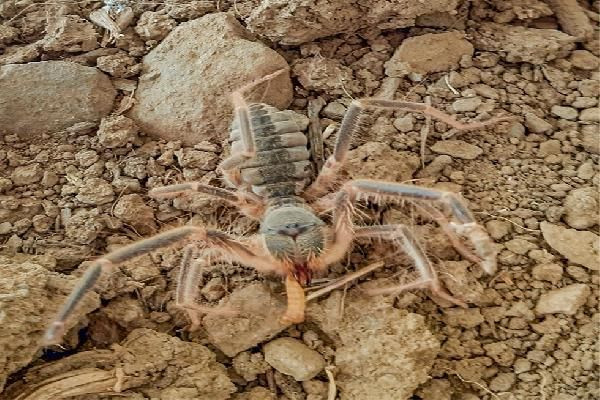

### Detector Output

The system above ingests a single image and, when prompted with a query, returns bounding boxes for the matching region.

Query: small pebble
[452,96,482,112]
[532,263,563,284]
[430,140,483,160]
[525,113,553,134]
[264,337,325,381]
[551,106,578,121]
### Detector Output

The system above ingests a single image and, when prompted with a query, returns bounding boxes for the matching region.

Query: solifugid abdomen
[229,103,312,198]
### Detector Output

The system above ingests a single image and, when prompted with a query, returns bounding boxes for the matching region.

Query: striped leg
[305,98,510,199]
[43,226,262,345]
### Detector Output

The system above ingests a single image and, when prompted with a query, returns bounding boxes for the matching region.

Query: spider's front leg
[42,226,268,345]
[341,179,497,274]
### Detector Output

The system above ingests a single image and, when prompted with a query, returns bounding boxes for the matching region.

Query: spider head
[260,206,326,281]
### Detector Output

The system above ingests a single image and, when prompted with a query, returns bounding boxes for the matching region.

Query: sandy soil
[0,1,598,399]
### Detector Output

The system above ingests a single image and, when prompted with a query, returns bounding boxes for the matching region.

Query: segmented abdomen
[229,103,311,198]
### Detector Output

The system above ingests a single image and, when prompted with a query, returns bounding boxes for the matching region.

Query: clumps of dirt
[3,328,235,399]
[0,255,99,392]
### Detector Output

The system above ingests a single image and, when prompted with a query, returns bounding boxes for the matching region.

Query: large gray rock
[0,61,116,138]
[129,13,293,145]
[245,0,459,45]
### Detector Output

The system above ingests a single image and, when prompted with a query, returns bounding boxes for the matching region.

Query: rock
[129,13,292,145]
[430,140,483,160]
[0,177,12,193]
[579,107,600,122]
[551,105,578,120]
[10,163,43,185]
[485,219,512,240]
[264,338,325,381]
[76,178,115,205]
[293,57,359,94]
[96,51,141,78]
[113,194,156,235]
[578,79,599,97]
[415,379,452,400]
[234,387,277,400]
[134,11,176,41]
[385,31,473,78]
[97,115,139,148]
[393,115,414,133]
[452,97,482,112]
[0,61,116,138]
[0,255,100,392]
[65,209,105,244]
[203,283,288,357]
[489,373,516,392]
[524,113,553,133]
[505,238,537,255]
[570,50,600,70]
[538,139,561,156]
[322,101,347,120]
[541,222,599,270]
[175,148,219,171]
[532,263,563,284]
[416,155,452,178]
[563,187,598,229]
[245,0,458,45]
[41,15,98,53]
[0,24,19,46]
[571,97,598,109]
[535,284,591,315]
[309,292,439,400]
[582,126,600,154]
[473,22,576,64]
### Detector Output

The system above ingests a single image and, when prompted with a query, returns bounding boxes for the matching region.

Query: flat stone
[203,283,288,357]
[570,50,600,70]
[11,164,43,186]
[536,284,591,315]
[551,105,578,120]
[452,97,482,112]
[430,140,483,160]
[385,31,473,78]
[129,13,292,145]
[541,222,599,270]
[0,61,116,138]
[264,338,325,381]
[524,113,553,133]
[579,107,600,122]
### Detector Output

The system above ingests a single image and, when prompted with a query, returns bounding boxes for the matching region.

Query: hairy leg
[304,98,510,199]
[43,227,267,345]
[149,182,265,219]
[354,224,466,306]
[340,179,497,274]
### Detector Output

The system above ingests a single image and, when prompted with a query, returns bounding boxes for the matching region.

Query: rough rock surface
[385,31,473,78]
[536,284,591,315]
[3,328,235,399]
[430,140,483,160]
[129,13,293,145]
[473,22,576,64]
[541,222,599,270]
[0,255,100,392]
[563,187,598,229]
[245,0,459,45]
[0,61,116,138]
[203,283,288,357]
[309,292,439,400]
[264,337,325,381]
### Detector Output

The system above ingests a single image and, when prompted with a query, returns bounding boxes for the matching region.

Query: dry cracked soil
[0,1,599,400]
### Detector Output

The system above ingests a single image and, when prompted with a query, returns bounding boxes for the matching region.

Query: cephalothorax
[44,69,507,344]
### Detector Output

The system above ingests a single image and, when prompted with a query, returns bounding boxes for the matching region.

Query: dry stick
[305,261,385,302]
[307,96,327,172]
[325,366,337,400]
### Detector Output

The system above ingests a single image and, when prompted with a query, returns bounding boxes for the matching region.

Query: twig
[325,366,337,400]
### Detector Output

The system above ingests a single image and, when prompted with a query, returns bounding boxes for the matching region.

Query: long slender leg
[43,226,267,345]
[219,68,289,184]
[149,182,265,219]
[304,98,511,199]
[341,179,497,274]
[354,225,466,306]
[176,245,236,330]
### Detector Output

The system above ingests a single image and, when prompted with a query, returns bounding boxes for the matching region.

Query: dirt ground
[0,1,599,399]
